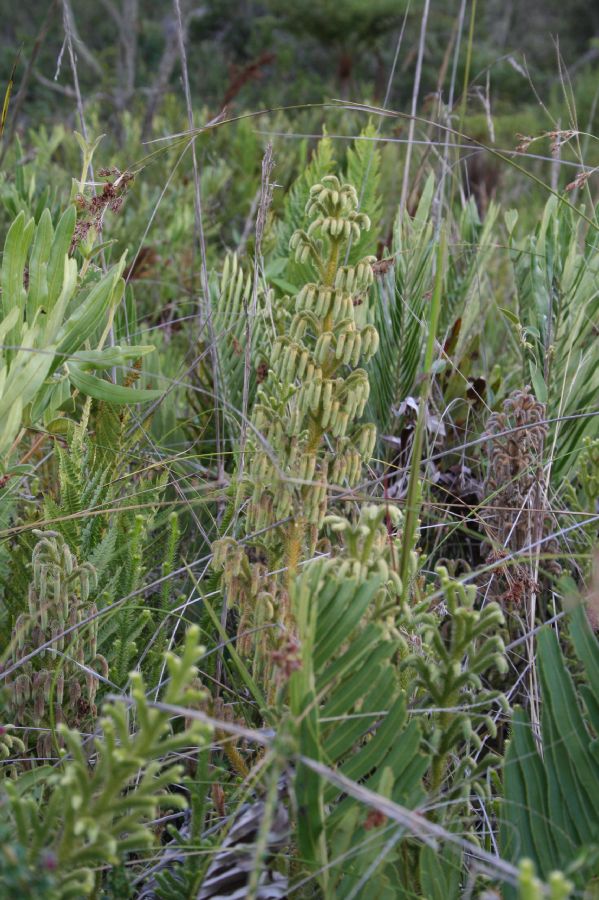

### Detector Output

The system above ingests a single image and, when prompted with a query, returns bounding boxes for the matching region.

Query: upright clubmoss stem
[430,708,452,796]
[324,239,340,294]
[237,177,376,632]
[286,238,341,588]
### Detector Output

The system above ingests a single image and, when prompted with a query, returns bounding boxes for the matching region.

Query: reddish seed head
[364,809,387,830]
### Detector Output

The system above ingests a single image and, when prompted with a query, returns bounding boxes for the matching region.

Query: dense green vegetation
[0,2,599,898]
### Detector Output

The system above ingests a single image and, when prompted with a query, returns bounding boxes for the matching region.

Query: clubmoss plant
[578,435,599,507]
[247,175,379,565]
[483,387,561,605]
[5,531,107,758]
[213,174,381,667]
[0,820,58,899]
[402,565,508,795]
[484,387,548,552]
[322,503,421,633]
[0,725,25,762]
[4,626,211,898]
[516,859,573,900]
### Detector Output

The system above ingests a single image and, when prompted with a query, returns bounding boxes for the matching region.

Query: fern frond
[291,559,430,896]
[93,400,124,471]
[368,175,435,433]
[209,252,274,417]
[273,133,337,289]
[501,607,599,895]
[345,121,382,262]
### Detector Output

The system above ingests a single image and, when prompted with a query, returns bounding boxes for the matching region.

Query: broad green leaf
[502,624,599,889]
[1,212,35,367]
[316,622,384,692]
[335,694,407,787]
[1,211,34,319]
[43,256,78,343]
[6,765,55,797]
[385,720,428,796]
[420,840,462,900]
[541,694,588,846]
[453,200,500,363]
[502,716,539,867]
[499,306,520,325]
[321,655,385,720]
[55,254,126,363]
[68,363,162,404]
[26,206,53,321]
[538,628,599,810]
[315,575,382,669]
[504,208,518,236]
[529,362,547,404]
[0,342,55,413]
[510,707,558,872]
[70,344,154,369]
[47,205,76,310]
[0,306,20,344]
[323,669,396,762]
[30,372,72,423]
[570,605,599,706]
[0,395,23,456]
[413,172,435,229]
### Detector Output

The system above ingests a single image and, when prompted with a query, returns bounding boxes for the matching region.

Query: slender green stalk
[458,0,477,133]
[246,759,282,900]
[184,561,270,717]
[447,0,476,215]
[400,225,446,597]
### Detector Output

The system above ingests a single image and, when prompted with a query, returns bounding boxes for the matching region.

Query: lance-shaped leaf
[68,363,162,404]
[69,345,154,370]
[54,255,126,366]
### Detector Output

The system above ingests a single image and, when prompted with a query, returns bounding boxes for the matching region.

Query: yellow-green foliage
[4,627,211,898]
[246,175,379,548]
